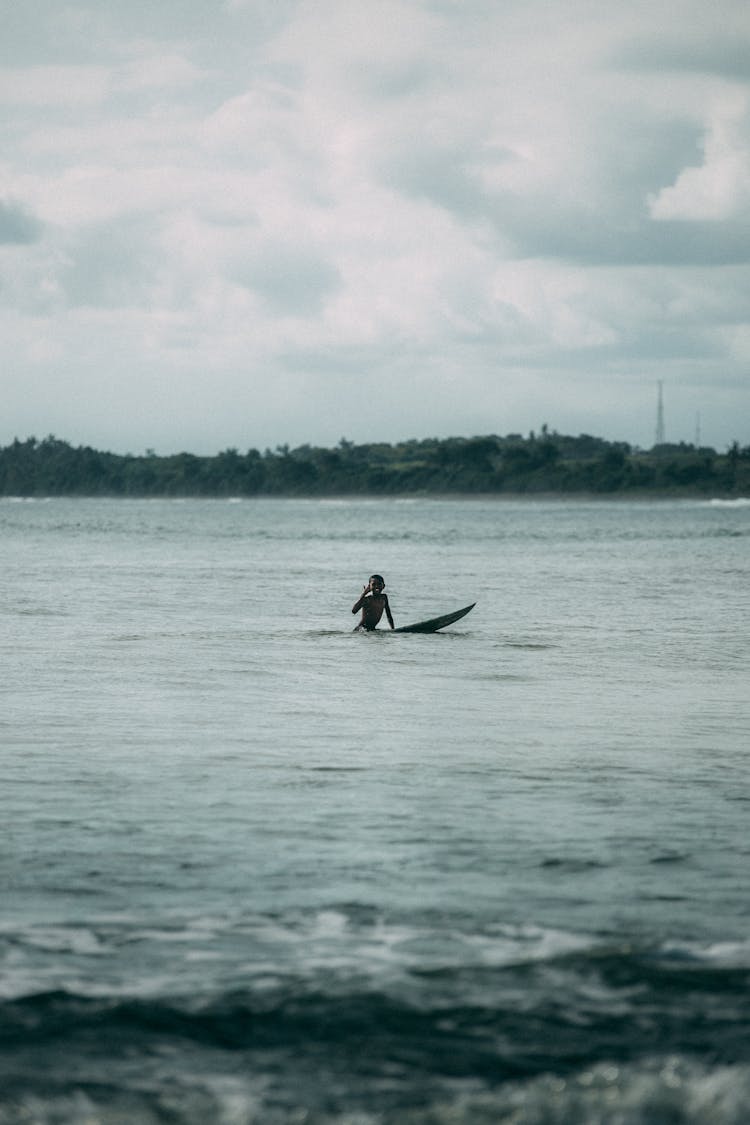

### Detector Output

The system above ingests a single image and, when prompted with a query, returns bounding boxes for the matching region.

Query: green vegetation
[1,432,749,497]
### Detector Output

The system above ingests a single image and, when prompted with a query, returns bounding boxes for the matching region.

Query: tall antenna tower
[655,380,665,446]
[695,411,701,448]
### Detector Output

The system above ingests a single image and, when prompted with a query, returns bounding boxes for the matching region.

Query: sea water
[2,495,749,1124]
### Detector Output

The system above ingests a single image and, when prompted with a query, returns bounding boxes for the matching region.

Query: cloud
[232,242,341,315]
[1,0,749,454]
[649,92,750,221]
[57,218,161,308]
[0,65,110,107]
[614,30,750,83]
[0,200,42,244]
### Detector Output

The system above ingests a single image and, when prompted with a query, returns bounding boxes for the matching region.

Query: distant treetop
[1,431,747,498]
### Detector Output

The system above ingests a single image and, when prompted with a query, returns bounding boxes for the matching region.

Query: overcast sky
[2,0,749,455]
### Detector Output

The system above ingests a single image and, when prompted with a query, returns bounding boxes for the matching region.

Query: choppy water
[2,496,750,1124]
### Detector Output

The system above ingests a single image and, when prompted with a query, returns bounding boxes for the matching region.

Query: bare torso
[352,591,393,630]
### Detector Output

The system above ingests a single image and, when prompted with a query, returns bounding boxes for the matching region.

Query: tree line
[1,432,749,497]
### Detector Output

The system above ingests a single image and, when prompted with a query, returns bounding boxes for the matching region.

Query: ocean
[2,495,749,1124]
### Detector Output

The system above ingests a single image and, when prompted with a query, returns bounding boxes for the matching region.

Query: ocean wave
[2,916,750,1123]
[0,1039,749,1125]
[2,939,748,1062]
[0,915,605,1003]
[4,912,750,1000]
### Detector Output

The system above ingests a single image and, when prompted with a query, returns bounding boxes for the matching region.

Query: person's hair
[370,574,385,585]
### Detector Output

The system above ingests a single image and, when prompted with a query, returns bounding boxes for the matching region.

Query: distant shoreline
[2,433,749,500]
[2,491,749,504]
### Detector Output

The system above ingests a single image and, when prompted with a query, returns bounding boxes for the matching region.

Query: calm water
[2,496,750,1124]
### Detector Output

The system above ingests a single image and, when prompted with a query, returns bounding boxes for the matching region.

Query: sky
[1,0,749,455]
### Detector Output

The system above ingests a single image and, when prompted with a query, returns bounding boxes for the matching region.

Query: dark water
[2,497,749,1123]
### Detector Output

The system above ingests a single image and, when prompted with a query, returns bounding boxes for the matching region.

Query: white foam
[662,936,750,967]
[22,926,107,956]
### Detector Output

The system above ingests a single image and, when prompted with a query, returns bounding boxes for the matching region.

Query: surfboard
[393,603,476,634]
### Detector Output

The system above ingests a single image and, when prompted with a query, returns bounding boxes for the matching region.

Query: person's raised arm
[352,585,369,614]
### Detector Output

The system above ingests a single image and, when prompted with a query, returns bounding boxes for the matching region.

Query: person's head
[369,574,385,591]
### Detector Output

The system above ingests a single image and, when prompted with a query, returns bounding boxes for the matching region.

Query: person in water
[352,574,395,631]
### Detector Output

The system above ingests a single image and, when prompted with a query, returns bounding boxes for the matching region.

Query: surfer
[352,574,394,631]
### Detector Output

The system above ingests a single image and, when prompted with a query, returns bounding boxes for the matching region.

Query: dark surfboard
[394,603,476,634]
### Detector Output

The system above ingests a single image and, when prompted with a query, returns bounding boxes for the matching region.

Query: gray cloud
[502,207,750,267]
[0,201,43,244]
[613,35,750,81]
[59,219,160,308]
[380,141,489,219]
[233,243,342,315]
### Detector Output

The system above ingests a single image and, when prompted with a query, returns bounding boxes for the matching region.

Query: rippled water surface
[2,496,750,1123]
